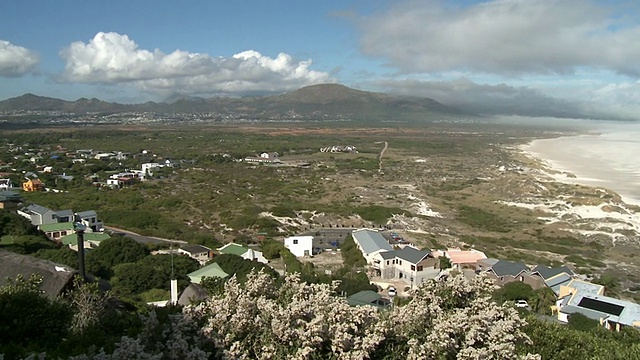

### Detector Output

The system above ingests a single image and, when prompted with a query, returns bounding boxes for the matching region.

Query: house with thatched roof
[0,250,77,298]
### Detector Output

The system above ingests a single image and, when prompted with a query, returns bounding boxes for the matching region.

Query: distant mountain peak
[0,84,468,121]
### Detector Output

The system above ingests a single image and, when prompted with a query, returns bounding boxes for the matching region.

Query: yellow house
[22,179,45,192]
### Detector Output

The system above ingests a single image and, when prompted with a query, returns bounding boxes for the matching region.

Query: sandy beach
[520,122,640,206]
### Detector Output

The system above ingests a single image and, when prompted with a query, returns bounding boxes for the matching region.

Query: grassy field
[4,121,640,299]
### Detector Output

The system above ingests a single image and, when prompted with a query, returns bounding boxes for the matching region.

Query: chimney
[170,279,178,305]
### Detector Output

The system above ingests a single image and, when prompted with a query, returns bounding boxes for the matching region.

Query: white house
[178,244,212,265]
[284,236,314,257]
[141,163,162,177]
[371,245,440,287]
[0,179,12,191]
[75,210,103,232]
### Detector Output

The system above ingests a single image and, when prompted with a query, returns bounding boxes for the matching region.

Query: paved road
[104,226,187,246]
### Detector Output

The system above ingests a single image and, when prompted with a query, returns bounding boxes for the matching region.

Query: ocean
[521,121,640,205]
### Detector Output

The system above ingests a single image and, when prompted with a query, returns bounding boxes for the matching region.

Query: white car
[515,300,529,308]
[388,286,397,297]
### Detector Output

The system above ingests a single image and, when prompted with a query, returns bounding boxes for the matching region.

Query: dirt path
[378,141,388,173]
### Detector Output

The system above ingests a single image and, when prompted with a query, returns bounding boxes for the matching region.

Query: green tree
[593,274,621,297]
[567,312,599,331]
[493,281,534,303]
[0,274,73,358]
[86,235,149,279]
[261,238,285,259]
[439,256,452,270]
[35,246,79,268]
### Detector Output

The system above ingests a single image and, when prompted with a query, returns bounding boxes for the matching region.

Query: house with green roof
[39,222,75,242]
[347,290,391,309]
[218,243,268,264]
[61,232,111,250]
[188,263,229,284]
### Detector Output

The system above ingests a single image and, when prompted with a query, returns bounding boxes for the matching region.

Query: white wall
[284,236,314,257]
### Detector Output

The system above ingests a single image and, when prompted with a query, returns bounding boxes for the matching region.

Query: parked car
[515,300,529,308]
[388,286,397,297]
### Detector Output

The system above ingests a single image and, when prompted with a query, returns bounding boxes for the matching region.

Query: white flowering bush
[380,274,538,360]
[184,271,385,359]
[68,311,213,360]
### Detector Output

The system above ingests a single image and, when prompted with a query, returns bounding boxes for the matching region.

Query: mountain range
[0,84,472,121]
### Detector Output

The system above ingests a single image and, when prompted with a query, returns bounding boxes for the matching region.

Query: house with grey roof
[370,245,440,287]
[351,229,394,265]
[530,264,574,280]
[484,260,545,289]
[179,244,213,265]
[54,209,74,223]
[75,210,103,232]
[17,203,58,226]
[0,190,22,210]
[0,250,76,299]
[530,264,575,295]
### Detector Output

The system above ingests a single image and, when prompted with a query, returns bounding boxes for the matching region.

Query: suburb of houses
[1,146,640,334]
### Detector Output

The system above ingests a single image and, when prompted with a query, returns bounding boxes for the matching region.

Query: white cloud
[59,32,332,96]
[373,77,640,121]
[0,40,40,77]
[358,0,640,77]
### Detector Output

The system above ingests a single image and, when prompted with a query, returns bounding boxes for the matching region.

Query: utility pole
[73,214,87,281]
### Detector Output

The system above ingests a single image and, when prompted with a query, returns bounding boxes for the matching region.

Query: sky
[1,0,640,120]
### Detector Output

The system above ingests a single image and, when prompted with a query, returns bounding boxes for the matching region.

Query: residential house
[371,245,440,287]
[53,209,74,223]
[347,290,391,309]
[553,279,640,331]
[62,232,111,250]
[22,178,45,192]
[393,246,440,286]
[0,249,77,299]
[483,259,545,289]
[0,191,22,210]
[107,177,138,188]
[530,264,575,295]
[260,152,279,159]
[178,283,209,306]
[75,210,103,232]
[39,222,75,242]
[445,248,488,271]
[187,262,229,284]
[284,235,314,257]
[179,244,213,265]
[218,243,268,264]
[351,229,394,265]
[94,152,114,160]
[18,203,58,226]
[141,163,161,177]
[0,178,13,191]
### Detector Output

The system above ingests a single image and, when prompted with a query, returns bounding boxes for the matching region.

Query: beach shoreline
[519,132,640,207]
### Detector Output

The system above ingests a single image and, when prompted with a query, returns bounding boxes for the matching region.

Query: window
[417,266,423,271]
[386,260,389,265]
[411,265,416,271]
[293,239,298,245]
[399,260,402,265]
